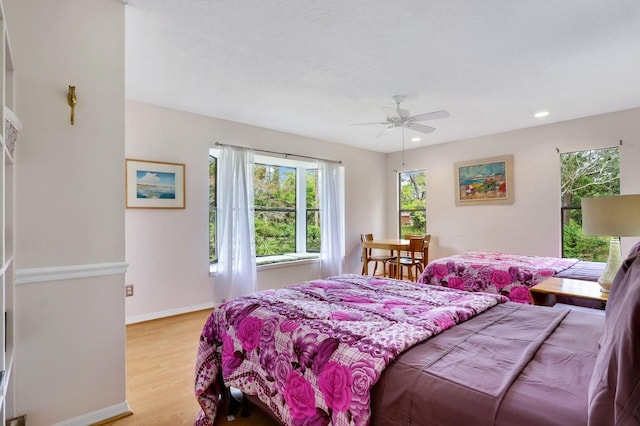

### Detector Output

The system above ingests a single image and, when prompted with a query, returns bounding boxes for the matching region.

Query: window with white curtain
[210,149,335,266]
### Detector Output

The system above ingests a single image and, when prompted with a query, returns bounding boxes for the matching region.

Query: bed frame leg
[241,392,252,417]
[221,383,239,421]
[224,387,253,421]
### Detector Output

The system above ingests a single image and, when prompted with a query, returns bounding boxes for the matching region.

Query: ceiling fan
[351,95,449,136]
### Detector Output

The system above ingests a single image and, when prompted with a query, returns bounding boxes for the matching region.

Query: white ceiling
[125,0,640,153]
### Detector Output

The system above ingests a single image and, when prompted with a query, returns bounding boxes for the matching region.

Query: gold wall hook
[67,85,77,125]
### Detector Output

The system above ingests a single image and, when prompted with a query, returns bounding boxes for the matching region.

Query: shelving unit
[0,0,17,422]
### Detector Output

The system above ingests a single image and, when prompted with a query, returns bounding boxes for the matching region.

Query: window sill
[209,254,319,277]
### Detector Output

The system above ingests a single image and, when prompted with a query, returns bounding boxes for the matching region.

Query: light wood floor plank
[103,309,278,426]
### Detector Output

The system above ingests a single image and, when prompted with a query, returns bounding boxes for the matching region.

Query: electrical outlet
[125,285,134,297]
[6,414,27,426]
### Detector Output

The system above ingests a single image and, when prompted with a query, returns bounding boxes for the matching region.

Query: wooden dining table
[361,238,428,279]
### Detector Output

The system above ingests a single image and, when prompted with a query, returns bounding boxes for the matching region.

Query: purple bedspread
[371,302,604,425]
[194,274,506,425]
[555,260,605,281]
[418,251,580,303]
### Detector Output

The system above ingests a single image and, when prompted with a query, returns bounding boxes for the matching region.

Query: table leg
[362,245,369,275]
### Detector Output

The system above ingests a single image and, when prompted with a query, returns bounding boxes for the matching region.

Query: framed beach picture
[126,159,185,209]
[454,155,514,206]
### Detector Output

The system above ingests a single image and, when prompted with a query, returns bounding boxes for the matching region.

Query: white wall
[125,100,386,322]
[386,107,640,260]
[6,0,127,425]
[126,102,640,322]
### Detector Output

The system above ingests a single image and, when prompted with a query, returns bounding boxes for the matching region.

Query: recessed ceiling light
[411,137,421,142]
[534,111,550,118]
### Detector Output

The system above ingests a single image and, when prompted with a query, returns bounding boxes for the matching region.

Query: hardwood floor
[104,309,278,426]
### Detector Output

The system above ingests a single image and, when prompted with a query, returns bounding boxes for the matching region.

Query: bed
[193,257,639,425]
[417,251,605,304]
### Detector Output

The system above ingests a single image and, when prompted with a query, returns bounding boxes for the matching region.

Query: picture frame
[126,159,185,209]
[454,154,514,206]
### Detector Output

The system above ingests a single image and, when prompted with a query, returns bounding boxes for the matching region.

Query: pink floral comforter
[418,251,579,303]
[194,274,506,426]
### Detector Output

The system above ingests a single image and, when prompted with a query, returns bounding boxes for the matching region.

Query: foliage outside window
[399,170,427,237]
[306,169,320,252]
[560,147,619,261]
[254,163,297,256]
[209,152,320,264]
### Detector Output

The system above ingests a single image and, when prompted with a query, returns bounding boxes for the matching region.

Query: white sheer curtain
[216,145,257,305]
[319,160,344,277]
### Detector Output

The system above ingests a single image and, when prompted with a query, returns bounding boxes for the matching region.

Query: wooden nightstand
[529,277,608,307]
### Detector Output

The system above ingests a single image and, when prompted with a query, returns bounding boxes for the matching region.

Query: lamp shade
[581,194,640,237]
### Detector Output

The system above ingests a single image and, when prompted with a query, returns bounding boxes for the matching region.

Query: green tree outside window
[560,147,619,261]
[399,170,426,237]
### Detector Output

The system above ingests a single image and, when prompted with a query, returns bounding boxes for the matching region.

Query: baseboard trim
[52,401,131,426]
[90,410,133,425]
[126,302,214,324]
[15,262,129,285]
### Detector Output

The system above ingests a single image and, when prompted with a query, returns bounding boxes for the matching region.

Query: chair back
[361,233,374,257]
[423,234,431,264]
[404,233,420,240]
[408,237,424,261]
[404,234,430,262]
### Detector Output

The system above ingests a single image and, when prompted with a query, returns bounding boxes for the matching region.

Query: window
[209,150,323,265]
[560,147,619,260]
[398,170,426,237]
[254,163,297,256]
[209,155,217,263]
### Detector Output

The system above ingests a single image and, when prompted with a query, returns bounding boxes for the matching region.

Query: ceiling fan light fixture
[534,111,550,118]
[411,137,421,142]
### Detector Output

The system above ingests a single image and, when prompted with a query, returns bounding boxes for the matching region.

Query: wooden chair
[397,237,425,281]
[404,234,431,266]
[361,233,396,277]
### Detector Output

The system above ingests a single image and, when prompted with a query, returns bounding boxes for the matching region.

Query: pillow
[587,253,640,425]
[628,240,640,258]
[607,247,640,318]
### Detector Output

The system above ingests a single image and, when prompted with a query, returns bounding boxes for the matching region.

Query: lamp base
[598,237,622,293]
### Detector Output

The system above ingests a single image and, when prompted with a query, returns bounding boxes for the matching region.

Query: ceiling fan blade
[397,108,410,118]
[381,106,400,119]
[382,106,411,119]
[410,110,450,122]
[406,123,436,134]
[350,121,389,126]
[375,125,394,137]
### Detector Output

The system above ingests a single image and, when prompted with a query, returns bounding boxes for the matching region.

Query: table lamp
[581,194,640,292]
